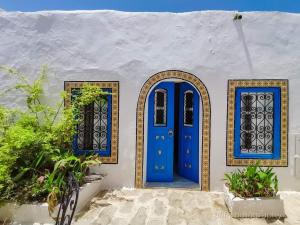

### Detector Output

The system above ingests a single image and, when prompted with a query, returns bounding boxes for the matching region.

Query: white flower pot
[0,180,103,224]
[223,184,286,218]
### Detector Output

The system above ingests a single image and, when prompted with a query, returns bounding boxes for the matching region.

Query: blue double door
[147,82,200,183]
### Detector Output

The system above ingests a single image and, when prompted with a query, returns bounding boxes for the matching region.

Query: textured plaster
[0,10,300,190]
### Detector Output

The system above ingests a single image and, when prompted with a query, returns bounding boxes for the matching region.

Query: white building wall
[0,10,300,191]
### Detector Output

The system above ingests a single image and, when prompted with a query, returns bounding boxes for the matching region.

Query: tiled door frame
[135,70,211,191]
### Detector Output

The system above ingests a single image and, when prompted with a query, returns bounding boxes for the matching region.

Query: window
[184,90,194,126]
[227,80,288,166]
[65,81,119,164]
[235,88,280,159]
[154,89,167,126]
[72,88,112,155]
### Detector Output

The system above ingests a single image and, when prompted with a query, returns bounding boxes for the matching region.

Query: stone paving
[73,188,300,225]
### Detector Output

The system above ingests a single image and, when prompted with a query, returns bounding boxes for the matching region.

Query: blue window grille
[71,88,112,157]
[234,87,281,159]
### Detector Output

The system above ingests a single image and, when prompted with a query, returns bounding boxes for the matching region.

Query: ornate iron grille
[55,172,79,225]
[72,88,109,151]
[240,92,274,154]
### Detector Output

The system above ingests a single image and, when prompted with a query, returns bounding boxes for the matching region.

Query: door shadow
[145,173,199,189]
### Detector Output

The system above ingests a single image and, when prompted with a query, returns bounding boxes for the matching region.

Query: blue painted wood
[178,83,200,183]
[234,87,281,159]
[72,88,112,157]
[147,82,175,182]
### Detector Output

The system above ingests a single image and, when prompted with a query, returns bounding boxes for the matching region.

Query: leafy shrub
[0,66,104,205]
[224,164,278,198]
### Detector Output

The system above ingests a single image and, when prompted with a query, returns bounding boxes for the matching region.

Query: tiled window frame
[227,79,288,167]
[64,81,119,164]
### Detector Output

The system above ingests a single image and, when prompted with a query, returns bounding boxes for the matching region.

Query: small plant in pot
[224,164,286,218]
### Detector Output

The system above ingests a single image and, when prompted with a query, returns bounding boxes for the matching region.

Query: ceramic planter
[0,179,103,224]
[224,184,286,218]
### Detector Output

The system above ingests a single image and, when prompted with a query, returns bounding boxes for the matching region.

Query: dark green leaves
[224,164,279,198]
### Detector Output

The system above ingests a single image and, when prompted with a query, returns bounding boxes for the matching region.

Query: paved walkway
[73,188,300,225]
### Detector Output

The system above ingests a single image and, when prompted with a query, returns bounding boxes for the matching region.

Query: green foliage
[71,83,110,122]
[0,66,102,205]
[224,164,279,198]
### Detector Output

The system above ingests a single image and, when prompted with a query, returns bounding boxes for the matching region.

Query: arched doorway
[135,70,211,191]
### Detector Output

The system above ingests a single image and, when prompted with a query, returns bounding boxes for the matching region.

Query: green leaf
[257,183,264,189]
[258,171,267,180]
[13,167,30,182]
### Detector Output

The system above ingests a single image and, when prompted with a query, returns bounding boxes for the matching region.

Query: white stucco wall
[0,10,300,191]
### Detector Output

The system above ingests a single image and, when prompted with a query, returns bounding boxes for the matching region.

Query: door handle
[168,129,174,137]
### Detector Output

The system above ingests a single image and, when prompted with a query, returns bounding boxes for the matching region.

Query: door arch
[135,70,211,191]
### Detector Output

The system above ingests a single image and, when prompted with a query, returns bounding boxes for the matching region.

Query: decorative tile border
[135,71,211,191]
[64,81,119,164]
[226,80,288,166]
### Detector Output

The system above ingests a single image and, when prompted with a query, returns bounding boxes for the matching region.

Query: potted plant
[224,164,286,218]
[0,66,105,224]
